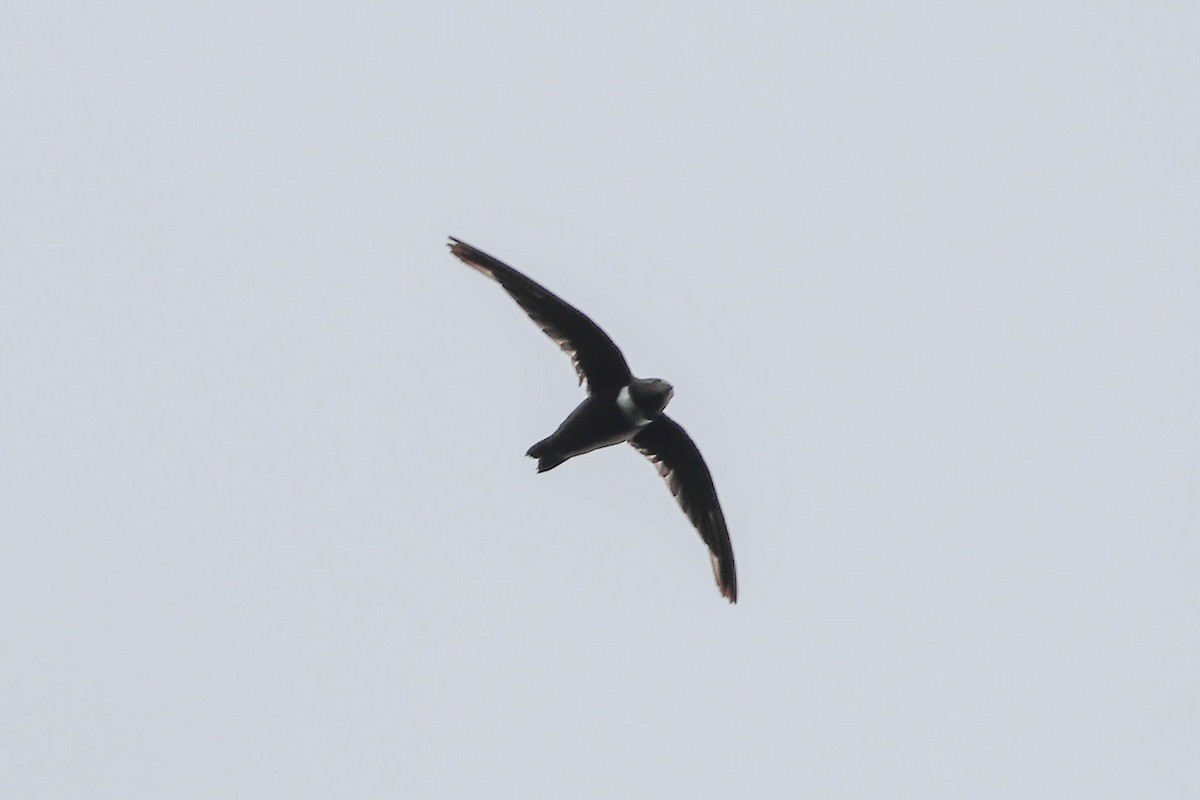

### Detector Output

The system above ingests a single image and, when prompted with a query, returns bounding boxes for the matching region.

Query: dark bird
[448,237,737,602]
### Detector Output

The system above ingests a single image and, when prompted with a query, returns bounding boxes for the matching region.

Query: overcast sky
[3,3,1197,797]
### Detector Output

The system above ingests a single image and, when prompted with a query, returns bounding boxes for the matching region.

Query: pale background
[3,3,1197,797]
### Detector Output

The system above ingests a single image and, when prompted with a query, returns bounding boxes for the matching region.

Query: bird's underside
[525,394,643,474]
[448,236,738,602]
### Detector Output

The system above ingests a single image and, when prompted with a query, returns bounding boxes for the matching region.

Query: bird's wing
[448,237,633,393]
[630,415,738,602]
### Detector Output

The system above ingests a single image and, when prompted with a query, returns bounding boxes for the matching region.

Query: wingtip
[721,583,738,604]
[711,551,738,603]
[448,236,476,258]
[447,237,496,279]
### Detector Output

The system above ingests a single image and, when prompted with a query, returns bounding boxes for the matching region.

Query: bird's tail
[526,438,566,473]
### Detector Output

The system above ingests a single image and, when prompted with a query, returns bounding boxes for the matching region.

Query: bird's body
[448,237,737,602]
[527,380,672,472]
[526,393,642,473]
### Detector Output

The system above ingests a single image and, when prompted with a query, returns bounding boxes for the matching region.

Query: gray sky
[3,3,1197,797]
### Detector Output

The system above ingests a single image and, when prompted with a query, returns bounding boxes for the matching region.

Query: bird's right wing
[448,237,633,393]
[631,414,738,602]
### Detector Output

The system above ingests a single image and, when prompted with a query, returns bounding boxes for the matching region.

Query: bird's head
[629,377,674,418]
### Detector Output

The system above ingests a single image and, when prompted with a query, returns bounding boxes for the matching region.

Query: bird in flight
[448,237,738,602]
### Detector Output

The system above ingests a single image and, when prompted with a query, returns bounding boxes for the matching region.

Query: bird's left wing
[448,237,633,393]
[630,414,738,602]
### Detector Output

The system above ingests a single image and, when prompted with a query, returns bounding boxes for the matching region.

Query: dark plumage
[448,237,738,602]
